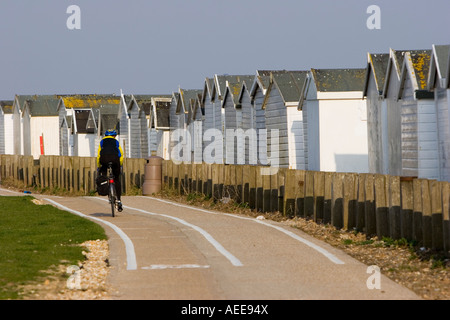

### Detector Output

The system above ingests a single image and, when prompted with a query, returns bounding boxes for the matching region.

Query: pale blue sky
[0,0,449,100]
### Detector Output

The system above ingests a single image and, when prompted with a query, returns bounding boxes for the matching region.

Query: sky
[0,0,449,100]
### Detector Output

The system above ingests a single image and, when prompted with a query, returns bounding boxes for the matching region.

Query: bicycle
[106,162,122,217]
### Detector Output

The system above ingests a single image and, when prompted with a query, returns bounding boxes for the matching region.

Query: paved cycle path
[0,188,421,300]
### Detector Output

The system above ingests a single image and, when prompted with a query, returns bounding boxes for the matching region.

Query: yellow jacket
[97,136,124,167]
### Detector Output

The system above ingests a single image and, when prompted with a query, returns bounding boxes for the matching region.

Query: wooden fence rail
[161,160,450,253]
[0,155,146,195]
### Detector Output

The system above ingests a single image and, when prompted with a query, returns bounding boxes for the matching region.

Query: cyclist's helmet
[105,129,117,137]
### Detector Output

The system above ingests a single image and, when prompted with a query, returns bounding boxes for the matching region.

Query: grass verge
[0,196,107,300]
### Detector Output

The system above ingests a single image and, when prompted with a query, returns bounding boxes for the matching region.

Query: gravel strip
[21,240,112,300]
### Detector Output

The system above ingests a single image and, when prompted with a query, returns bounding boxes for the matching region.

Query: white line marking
[142,196,345,265]
[94,197,243,267]
[141,264,210,270]
[44,198,138,270]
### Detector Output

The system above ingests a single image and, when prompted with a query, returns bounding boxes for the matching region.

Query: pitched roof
[250,71,271,99]
[0,100,14,114]
[382,49,409,97]
[59,94,120,109]
[176,88,202,115]
[98,104,120,135]
[398,49,433,98]
[222,75,254,108]
[202,77,215,103]
[73,109,92,134]
[407,50,432,91]
[192,94,204,121]
[129,94,170,116]
[151,97,172,129]
[214,75,251,101]
[310,68,366,92]
[364,53,390,95]
[427,44,450,90]
[271,70,309,103]
[23,95,60,117]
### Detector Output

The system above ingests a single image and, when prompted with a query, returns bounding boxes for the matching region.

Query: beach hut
[190,92,204,163]
[299,68,368,173]
[12,95,44,156]
[427,44,450,181]
[169,88,202,163]
[221,75,254,165]
[0,100,14,155]
[70,108,97,157]
[263,70,309,169]
[397,49,437,179]
[148,96,172,159]
[363,52,390,174]
[382,49,409,175]
[126,95,154,158]
[19,95,61,159]
[249,71,272,165]
[239,78,258,165]
[58,94,120,157]
[117,93,134,157]
[201,77,220,163]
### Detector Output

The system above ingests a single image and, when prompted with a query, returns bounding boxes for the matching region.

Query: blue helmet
[105,129,117,136]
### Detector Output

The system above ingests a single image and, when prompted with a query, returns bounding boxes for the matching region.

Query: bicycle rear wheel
[109,182,116,217]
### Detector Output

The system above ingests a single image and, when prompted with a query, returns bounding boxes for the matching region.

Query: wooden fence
[0,155,147,195]
[162,160,450,253]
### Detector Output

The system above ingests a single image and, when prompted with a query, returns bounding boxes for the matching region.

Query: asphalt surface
[1,188,421,300]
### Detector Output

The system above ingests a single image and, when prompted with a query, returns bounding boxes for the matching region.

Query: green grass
[0,196,107,299]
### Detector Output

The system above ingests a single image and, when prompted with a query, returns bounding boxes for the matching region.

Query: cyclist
[97,129,124,211]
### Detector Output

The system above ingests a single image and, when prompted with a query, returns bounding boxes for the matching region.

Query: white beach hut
[427,44,450,181]
[0,100,14,155]
[263,70,309,169]
[397,49,437,179]
[363,52,390,174]
[300,68,368,173]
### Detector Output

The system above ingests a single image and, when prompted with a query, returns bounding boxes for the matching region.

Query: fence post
[304,171,314,219]
[389,175,401,240]
[248,166,257,209]
[262,169,271,213]
[413,179,424,243]
[442,182,450,253]
[363,174,375,236]
[313,171,325,223]
[277,168,286,214]
[212,163,220,201]
[343,173,358,230]
[295,170,305,218]
[235,165,243,204]
[356,174,366,232]
[256,167,263,212]
[270,169,279,213]
[242,165,250,205]
[331,172,344,229]
[430,180,444,251]
[421,179,433,248]
[206,163,212,198]
[374,174,389,239]
[323,172,333,224]
[400,177,414,240]
[283,169,297,217]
